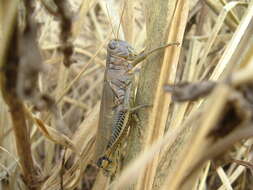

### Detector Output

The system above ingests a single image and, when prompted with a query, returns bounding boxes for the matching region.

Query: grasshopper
[94,39,179,176]
[93,0,179,177]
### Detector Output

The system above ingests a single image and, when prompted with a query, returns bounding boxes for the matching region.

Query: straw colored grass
[1,0,253,189]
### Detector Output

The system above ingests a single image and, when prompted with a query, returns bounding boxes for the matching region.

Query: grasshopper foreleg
[130,42,180,67]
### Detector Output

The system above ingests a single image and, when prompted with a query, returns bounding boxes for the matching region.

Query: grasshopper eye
[109,42,117,50]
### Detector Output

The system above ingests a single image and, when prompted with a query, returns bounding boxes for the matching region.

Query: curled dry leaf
[164,81,216,102]
[167,80,253,187]
[27,109,79,155]
[35,117,79,155]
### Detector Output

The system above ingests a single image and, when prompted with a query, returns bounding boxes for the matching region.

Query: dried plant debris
[1,0,252,189]
[17,9,70,140]
[0,4,45,188]
[164,81,216,102]
[17,2,72,136]
[16,1,56,113]
[166,80,253,184]
[17,19,44,101]
[166,80,253,137]
[40,0,73,67]
[209,88,253,139]
[1,2,74,186]
[232,159,253,173]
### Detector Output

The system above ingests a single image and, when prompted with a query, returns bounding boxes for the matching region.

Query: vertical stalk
[124,0,179,189]
[0,1,39,189]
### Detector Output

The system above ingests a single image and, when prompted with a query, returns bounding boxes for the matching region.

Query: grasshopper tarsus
[97,156,112,168]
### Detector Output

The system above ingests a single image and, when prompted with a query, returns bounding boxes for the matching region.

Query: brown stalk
[41,0,74,67]
[162,2,253,189]
[0,1,40,189]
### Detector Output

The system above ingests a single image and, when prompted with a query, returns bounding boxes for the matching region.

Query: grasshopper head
[107,39,136,60]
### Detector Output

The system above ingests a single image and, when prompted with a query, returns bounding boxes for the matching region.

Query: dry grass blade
[162,84,231,190]
[218,149,253,190]
[110,110,202,190]
[122,0,134,44]
[41,103,99,189]
[53,39,107,107]
[198,1,245,80]
[0,146,21,169]
[162,2,253,189]
[204,0,244,30]
[92,171,110,190]
[216,167,233,190]
[1,0,253,189]
[33,115,78,154]
[72,0,98,39]
[211,1,253,80]
[66,102,99,158]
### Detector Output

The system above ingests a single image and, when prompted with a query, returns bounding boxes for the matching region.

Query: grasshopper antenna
[106,3,117,39]
[116,0,127,40]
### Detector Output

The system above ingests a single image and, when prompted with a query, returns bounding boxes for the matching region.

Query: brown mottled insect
[94,39,179,176]
[93,2,179,177]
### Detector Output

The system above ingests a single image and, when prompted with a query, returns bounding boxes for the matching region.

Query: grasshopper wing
[94,74,115,162]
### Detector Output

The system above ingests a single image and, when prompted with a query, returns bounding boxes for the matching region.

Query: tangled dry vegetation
[1,0,253,189]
